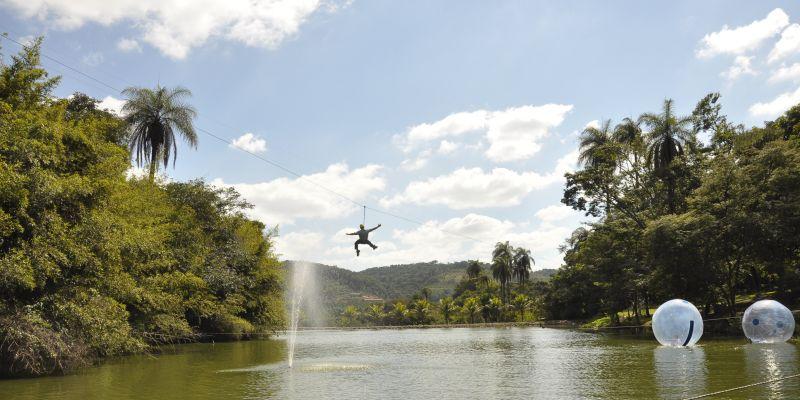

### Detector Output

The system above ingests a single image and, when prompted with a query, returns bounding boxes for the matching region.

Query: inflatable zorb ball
[652,299,704,346]
[742,300,795,343]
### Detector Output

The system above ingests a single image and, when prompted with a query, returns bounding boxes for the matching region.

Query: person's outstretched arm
[368,224,382,232]
[345,231,358,235]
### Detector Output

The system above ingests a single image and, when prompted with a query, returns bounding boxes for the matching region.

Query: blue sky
[3,1,800,270]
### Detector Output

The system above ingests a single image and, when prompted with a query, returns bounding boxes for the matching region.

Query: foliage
[0,42,284,377]
[546,94,800,323]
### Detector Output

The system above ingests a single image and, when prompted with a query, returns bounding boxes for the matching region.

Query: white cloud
[535,204,577,222]
[768,24,800,63]
[382,150,578,210]
[696,8,789,59]
[98,95,125,115]
[584,119,600,130]
[18,35,36,46]
[81,51,104,66]
[398,104,573,163]
[212,163,385,225]
[769,63,800,84]
[117,38,142,53]
[720,55,757,81]
[749,86,800,118]
[437,140,459,155]
[2,0,343,59]
[230,132,267,153]
[274,230,326,261]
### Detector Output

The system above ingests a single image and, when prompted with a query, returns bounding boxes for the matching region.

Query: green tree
[639,99,694,213]
[512,247,534,285]
[341,306,360,326]
[511,294,532,321]
[366,304,385,325]
[466,260,482,280]
[461,297,482,324]
[122,85,198,182]
[439,297,457,324]
[491,242,514,303]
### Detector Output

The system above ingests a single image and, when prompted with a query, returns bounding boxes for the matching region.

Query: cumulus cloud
[720,55,757,81]
[98,95,125,115]
[749,86,800,118]
[768,24,800,63]
[398,104,573,163]
[437,140,459,155]
[230,133,267,153]
[535,204,578,222]
[696,8,789,59]
[117,38,142,53]
[769,63,800,84]
[381,150,578,209]
[274,230,326,261]
[2,0,344,59]
[212,163,385,225]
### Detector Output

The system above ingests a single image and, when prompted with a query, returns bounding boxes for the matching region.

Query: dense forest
[0,42,285,377]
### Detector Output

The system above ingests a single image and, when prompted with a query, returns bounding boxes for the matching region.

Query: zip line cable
[0,32,490,245]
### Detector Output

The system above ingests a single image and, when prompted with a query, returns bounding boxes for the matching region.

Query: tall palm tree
[512,247,534,285]
[492,241,514,303]
[466,260,482,280]
[638,99,694,212]
[122,85,198,182]
[578,119,617,168]
[614,117,645,187]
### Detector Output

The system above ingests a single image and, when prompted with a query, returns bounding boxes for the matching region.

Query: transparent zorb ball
[652,299,704,346]
[742,300,795,343]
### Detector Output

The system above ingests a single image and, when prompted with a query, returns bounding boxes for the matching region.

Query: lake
[1,327,798,399]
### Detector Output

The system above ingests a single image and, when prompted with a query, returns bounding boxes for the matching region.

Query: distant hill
[284,260,556,324]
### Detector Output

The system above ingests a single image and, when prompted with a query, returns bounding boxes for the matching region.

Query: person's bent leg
[367,240,377,249]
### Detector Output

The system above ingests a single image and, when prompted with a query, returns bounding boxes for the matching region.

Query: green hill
[285,260,556,324]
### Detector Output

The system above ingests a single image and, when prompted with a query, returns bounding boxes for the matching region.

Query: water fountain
[287,262,317,368]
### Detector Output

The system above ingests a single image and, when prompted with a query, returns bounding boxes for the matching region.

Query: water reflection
[744,343,798,399]
[653,346,707,399]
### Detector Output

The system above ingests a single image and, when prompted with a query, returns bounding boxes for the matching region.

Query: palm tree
[462,297,482,324]
[412,299,432,324]
[511,294,532,321]
[466,260,482,280]
[439,297,457,324]
[341,305,360,326]
[512,247,534,285]
[492,241,514,303]
[391,302,409,325]
[578,119,617,168]
[122,85,198,182]
[486,297,504,322]
[614,117,645,188]
[366,304,385,325]
[638,99,694,212]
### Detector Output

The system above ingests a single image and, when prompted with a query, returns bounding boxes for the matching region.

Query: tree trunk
[148,144,160,182]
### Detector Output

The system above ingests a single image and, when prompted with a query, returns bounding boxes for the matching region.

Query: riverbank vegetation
[0,41,285,377]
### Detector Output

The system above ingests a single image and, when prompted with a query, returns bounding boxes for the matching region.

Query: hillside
[285,260,556,324]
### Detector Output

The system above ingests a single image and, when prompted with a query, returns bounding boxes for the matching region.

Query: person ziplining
[347,223,381,256]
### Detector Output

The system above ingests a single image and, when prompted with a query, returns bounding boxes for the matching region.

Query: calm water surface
[1,328,798,399]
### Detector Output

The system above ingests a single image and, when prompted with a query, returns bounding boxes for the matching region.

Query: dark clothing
[354,238,377,250]
[353,227,378,241]
[348,225,380,256]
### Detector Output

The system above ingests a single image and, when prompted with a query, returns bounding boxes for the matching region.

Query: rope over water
[683,373,800,400]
